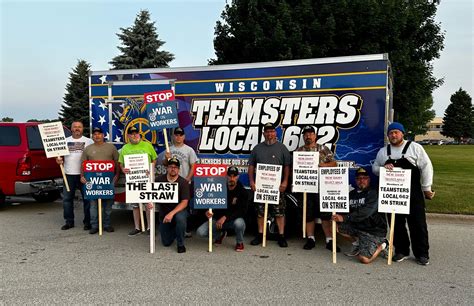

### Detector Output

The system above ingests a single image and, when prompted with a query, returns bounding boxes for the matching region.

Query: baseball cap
[263,122,276,131]
[167,157,180,167]
[127,126,139,134]
[387,122,405,135]
[302,126,315,134]
[227,166,239,176]
[92,127,103,134]
[355,167,370,177]
[174,127,185,135]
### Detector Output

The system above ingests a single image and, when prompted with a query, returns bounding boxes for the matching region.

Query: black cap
[263,122,276,131]
[355,167,370,177]
[167,157,180,167]
[92,127,103,134]
[302,126,315,134]
[174,127,185,135]
[128,126,139,134]
[227,166,239,176]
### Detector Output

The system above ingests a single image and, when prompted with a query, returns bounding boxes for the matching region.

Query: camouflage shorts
[256,192,287,217]
[339,222,386,258]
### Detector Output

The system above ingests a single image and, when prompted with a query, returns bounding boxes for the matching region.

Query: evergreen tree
[1,117,14,122]
[211,0,444,134]
[442,88,473,142]
[110,10,174,69]
[58,60,90,135]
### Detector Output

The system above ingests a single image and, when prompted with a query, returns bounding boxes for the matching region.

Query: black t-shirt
[155,174,190,218]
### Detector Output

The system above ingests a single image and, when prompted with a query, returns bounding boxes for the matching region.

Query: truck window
[26,126,44,150]
[0,126,21,146]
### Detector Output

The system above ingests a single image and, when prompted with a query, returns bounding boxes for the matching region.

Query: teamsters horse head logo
[116,98,157,144]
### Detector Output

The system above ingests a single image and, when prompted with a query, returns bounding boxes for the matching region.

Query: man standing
[119,126,157,236]
[248,122,291,247]
[296,126,340,252]
[57,121,93,230]
[196,166,248,252]
[153,157,190,253]
[81,127,120,235]
[332,168,388,264]
[372,122,434,265]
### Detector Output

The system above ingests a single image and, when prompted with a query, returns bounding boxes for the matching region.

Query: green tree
[58,60,90,135]
[442,88,473,142]
[1,117,14,122]
[211,0,444,134]
[110,10,174,69]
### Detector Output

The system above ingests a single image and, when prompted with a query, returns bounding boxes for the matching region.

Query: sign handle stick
[332,211,336,264]
[302,193,307,238]
[98,198,103,236]
[163,128,170,153]
[139,203,145,232]
[150,163,155,254]
[209,209,213,253]
[59,164,70,192]
[388,211,395,265]
[262,202,268,247]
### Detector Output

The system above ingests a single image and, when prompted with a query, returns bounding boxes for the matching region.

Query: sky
[1,0,472,122]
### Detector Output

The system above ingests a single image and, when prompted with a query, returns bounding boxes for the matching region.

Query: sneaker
[416,256,429,266]
[277,235,288,248]
[326,240,341,253]
[235,243,244,252]
[303,238,316,250]
[89,228,99,235]
[393,253,409,262]
[380,240,389,259]
[104,226,114,233]
[128,228,141,237]
[61,224,74,230]
[215,231,227,244]
[177,245,186,253]
[344,245,360,257]
[185,231,192,238]
[83,224,91,231]
[250,234,263,246]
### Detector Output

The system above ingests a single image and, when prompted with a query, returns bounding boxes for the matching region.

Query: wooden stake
[150,203,155,254]
[98,199,103,236]
[332,211,336,264]
[163,128,170,153]
[302,193,307,238]
[139,203,145,232]
[209,209,213,253]
[59,164,70,192]
[262,202,268,247]
[388,211,395,265]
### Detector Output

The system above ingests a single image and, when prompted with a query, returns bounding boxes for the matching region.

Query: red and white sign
[144,90,175,103]
[83,160,115,172]
[194,164,227,177]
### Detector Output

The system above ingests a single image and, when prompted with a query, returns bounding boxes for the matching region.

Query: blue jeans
[159,210,188,247]
[196,217,246,244]
[90,199,113,229]
[63,174,90,226]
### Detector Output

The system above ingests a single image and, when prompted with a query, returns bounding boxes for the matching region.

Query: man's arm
[280,164,290,193]
[163,199,189,223]
[248,165,256,192]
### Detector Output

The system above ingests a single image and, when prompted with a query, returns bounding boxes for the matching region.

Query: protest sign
[38,121,69,158]
[254,163,282,205]
[292,151,319,193]
[82,161,115,200]
[125,182,178,203]
[145,90,179,131]
[378,167,412,214]
[193,164,227,210]
[319,167,349,213]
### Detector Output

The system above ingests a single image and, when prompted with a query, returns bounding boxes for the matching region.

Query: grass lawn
[423,145,474,214]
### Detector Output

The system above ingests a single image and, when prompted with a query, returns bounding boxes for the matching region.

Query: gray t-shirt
[159,144,198,178]
[248,141,291,167]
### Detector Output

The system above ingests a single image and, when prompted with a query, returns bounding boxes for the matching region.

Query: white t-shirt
[64,136,94,175]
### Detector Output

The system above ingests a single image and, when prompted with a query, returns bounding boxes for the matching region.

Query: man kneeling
[196,166,248,252]
[332,168,387,264]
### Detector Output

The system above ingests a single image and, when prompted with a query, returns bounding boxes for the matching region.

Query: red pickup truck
[0,122,71,207]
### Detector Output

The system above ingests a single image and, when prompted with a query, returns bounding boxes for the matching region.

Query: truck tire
[32,190,61,203]
[0,191,5,208]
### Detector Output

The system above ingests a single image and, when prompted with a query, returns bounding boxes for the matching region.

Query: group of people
[57,120,434,265]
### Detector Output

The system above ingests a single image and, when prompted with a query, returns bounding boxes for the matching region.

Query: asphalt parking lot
[1,197,473,304]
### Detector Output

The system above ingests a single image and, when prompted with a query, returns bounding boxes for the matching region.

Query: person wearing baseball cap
[332,167,388,264]
[372,122,434,265]
[119,125,157,237]
[297,125,340,252]
[248,122,292,248]
[196,166,248,252]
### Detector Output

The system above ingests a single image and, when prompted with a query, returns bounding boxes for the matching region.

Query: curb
[427,213,474,223]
